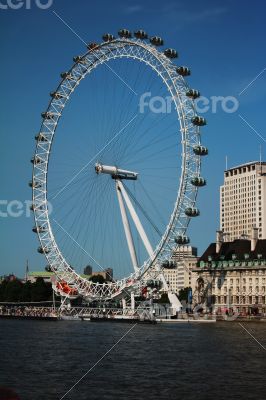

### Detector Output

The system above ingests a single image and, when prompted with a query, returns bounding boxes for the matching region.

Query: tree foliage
[156,292,170,304]
[178,287,192,301]
[0,277,53,302]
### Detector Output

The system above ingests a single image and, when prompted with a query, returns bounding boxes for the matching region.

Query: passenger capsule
[185,207,200,217]
[164,48,178,58]
[50,91,63,99]
[176,66,191,76]
[150,36,164,46]
[186,89,200,99]
[29,180,41,189]
[30,156,41,164]
[37,246,50,254]
[102,33,115,42]
[41,112,55,120]
[32,226,47,233]
[193,145,208,156]
[35,133,48,142]
[134,30,148,39]
[191,116,207,126]
[175,235,190,245]
[60,72,73,80]
[73,56,85,64]
[31,204,44,211]
[87,42,98,50]
[162,260,175,269]
[162,260,169,268]
[191,177,206,187]
[118,29,132,38]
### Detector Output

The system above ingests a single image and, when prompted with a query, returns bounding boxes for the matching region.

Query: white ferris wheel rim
[32,35,203,300]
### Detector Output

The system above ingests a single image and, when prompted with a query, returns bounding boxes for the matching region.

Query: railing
[59,306,155,320]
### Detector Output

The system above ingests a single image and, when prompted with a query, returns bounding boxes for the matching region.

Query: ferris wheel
[30,29,208,306]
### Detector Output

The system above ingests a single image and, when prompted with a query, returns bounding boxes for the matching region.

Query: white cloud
[124,5,143,14]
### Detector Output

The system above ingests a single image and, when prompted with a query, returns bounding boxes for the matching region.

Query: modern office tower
[220,161,266,241]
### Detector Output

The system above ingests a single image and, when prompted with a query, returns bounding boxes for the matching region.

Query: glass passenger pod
[56,281,78,297]
[60,72,73,80]
[175,235,190,245]
[161,260,175,269]
[37,246,50,254]
[29,180,42,189]
[32,226,47,233]
[191,116,207,126]
[176,66,191,76]
[190,177,206,187]
[30,156,42,164]
[118,29,132,38]
[41,112,55,120]
[134,30,148,39]
[73,56,86,64]
[164,48,178,58]
[30,204,45,212]
[193,145,208,156]
[185,207,200,217]
[50,91,64,99]
[35,133,48,142]
[102,33,115,42]
[87,42,98,50]
[150,36,164,46]
[186,89,200,99]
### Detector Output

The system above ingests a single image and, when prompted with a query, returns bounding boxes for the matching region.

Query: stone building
[193,229,266,314]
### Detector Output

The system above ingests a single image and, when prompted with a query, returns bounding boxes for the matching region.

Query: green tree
[5,279,23,302]
[157,293,170,304]
[178,287,192,302]
[31,277,52,301]
[0,280,8,302]
[89,274,105,284]
[20,281,32,302]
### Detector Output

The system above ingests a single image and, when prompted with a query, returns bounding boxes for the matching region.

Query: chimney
[251,227,259,252]
[216,230,224,253]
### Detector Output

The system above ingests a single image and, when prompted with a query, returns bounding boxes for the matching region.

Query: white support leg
[116,180,139,273]
[117,180,154,259]
[122,297,126,314]
[95,164,182,314]
[131,292,135,312]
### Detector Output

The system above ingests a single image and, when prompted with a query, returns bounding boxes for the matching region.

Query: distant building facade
[0,274,17,283]
[27,271,92,283]
[91,268,113,282]
[163,245,198,294]
[28,271,54,283]
[193,230,266,314]
[84,265,93,276]
[220,161,266,241]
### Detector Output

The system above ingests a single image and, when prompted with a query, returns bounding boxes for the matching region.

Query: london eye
[30,29,208,309]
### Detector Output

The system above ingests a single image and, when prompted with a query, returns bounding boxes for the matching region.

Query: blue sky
[0,0,266,277]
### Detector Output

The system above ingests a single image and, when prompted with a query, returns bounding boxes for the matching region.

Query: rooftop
[28,271,54,277]
[225,160,266,173]
[199,239,266,263]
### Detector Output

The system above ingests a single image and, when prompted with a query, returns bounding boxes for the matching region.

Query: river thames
[0,320,265,400]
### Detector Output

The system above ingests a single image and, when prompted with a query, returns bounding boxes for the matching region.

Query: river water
[0,320,265,400]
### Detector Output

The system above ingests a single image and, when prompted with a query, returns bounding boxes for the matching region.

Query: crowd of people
[0,305,57,318]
